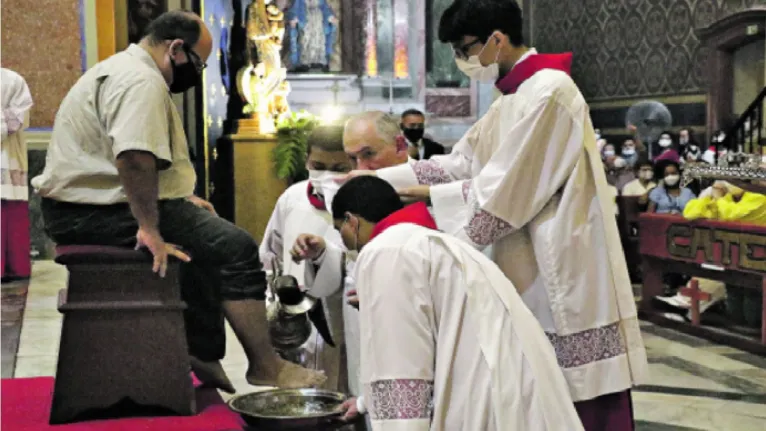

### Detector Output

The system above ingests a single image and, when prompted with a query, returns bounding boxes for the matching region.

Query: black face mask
[169,56,201,94]
[402,127,425,143]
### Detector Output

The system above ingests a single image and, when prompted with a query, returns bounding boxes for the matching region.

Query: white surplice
[260,180,346,390]
[303,158,416,400]
[356,223,583,431]
[376,52,648,402]
[1,68,33,201]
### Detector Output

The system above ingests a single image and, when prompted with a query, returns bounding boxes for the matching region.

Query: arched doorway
[697,8,766,138]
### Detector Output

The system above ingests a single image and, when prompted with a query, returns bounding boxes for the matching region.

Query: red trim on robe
[495,52,573,95]
[369,202,438,241]
[307,183,326,211]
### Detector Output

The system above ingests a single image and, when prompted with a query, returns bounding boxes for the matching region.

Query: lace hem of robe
[366,378,434,421]
[546,322,627,369]
[462,180,514,246]
[413,160,451,185]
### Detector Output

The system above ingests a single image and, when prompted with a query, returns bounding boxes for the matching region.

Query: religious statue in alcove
[237,0,292,135]
[285,0,338,73]
[127,0,166,44]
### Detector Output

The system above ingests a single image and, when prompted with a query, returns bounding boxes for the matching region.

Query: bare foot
[190,356,236,394]
[247,359,327,388]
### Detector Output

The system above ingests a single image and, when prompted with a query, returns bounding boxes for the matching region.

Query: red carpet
[1,377,246,431]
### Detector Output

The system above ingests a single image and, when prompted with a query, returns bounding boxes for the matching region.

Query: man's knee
[218,224,267,301]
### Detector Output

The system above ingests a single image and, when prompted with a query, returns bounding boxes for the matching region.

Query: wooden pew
[638,213,766,355]
[617,196,647,282]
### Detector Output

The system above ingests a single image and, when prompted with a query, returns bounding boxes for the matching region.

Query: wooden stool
[50,245,195,424]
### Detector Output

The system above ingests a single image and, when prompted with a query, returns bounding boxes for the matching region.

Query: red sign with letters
[639,213,766,274]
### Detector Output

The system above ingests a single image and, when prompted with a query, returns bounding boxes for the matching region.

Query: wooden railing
[720,86,766,155]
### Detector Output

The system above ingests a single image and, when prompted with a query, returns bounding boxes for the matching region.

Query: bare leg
[189,356,236,394]
[222,299,327,388]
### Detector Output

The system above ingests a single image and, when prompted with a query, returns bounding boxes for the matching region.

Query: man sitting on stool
[32,10,325,393]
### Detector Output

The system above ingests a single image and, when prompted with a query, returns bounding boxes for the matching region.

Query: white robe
[304,158,417,400]
[1,68,33,201]
[356,223,583,431]
[260,180,346,391]
[376,57,649,402]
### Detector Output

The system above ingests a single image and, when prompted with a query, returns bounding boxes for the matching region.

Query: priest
[332,176,583,430]
[340,1,648,430]
[289,111,412,427]
[260,125,352,391]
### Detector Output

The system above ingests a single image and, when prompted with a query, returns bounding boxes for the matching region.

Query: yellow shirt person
[683,182,766,225]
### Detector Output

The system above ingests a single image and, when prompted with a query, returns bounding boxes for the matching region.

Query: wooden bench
[617,196,647,282]
[638,213,766,355]
[50,245,195,424]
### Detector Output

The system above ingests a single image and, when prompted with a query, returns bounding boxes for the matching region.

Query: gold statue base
[229,118,287,243]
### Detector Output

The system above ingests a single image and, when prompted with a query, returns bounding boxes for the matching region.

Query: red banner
[639,213,766,274]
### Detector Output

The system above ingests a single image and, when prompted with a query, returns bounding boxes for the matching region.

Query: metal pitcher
[266,258,317,352]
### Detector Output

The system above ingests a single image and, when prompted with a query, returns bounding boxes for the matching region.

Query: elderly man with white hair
[289,111,413,425]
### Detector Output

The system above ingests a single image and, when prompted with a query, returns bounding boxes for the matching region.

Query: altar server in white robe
[331,176,583,431]
[341,2,648,430]
[290,111,412,420]
[260,125,352,391]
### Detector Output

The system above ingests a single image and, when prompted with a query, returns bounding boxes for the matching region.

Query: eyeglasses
[183,45,207,74]
[453,39,482,60]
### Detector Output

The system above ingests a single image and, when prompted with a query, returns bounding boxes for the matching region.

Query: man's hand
[335,170,377,184]
[290,234,326,263]
[187,195,217,215]
[398,185,431,203]
[338,397,360,421]
[346,289,359,309]
[135,227,191,277]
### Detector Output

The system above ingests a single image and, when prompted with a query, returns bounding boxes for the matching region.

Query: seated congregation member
[605,156,635,191]
[678,128,702,162]
[400,109,446,160]
[648,161,696,214]
[260,126,353,391]
[341,1,648,429]
[333,176,583,431]
[621,138,639,167]
[289,111,414,423]
[621,159,657,204]
[653,131,681,164]
[31,11,324,392]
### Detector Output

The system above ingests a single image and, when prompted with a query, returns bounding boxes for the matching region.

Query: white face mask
[679,137,689,145]
[664,174,680,186]
[613,157,627,169]
[622,147,635,156]
[603,150,615,157]
[454,36,500,83]
[308,170,344,215]
[640,170,654,181]
[658,138,672,148]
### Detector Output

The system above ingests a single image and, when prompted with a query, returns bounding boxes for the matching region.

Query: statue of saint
[237,0,291,135]
[286,0,337,72]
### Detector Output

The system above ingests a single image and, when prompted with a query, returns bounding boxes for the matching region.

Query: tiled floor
[3,261,766,430]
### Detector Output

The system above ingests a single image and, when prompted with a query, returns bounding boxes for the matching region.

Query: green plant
[273,110,319,182]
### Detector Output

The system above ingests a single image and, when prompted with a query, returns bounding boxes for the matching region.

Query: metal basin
[227,388,350,430]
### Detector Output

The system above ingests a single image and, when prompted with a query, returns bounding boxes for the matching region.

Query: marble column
[375,0,394,76]
[409,0,426,103]
[364,0,378,77]
[393,0,409,79]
